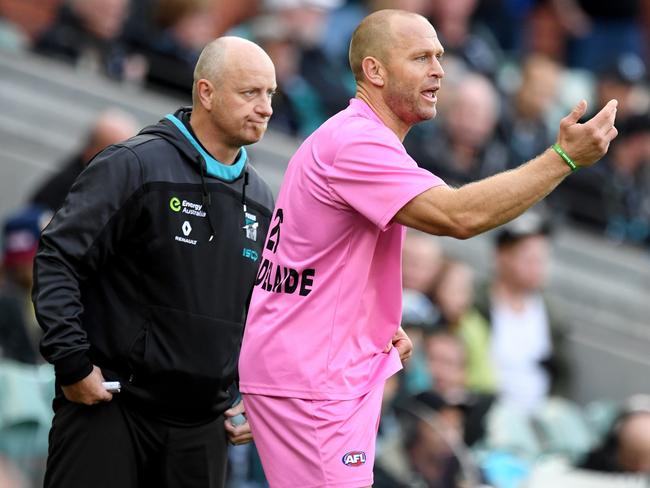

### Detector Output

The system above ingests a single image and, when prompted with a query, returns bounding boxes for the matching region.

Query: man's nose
[257,96,273,118]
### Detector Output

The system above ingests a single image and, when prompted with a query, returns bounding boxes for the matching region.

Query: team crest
[243,212,258,241]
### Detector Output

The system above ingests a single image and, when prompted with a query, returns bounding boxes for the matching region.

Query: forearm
[397,148,569,238]
[396,99,617,237]
[34,248,93,384]
[450,147,570,236]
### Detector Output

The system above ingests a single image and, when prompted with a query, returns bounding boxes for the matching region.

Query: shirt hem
[240,363,402,400]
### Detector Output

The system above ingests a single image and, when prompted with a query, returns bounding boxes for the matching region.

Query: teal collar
[165,114,247,182]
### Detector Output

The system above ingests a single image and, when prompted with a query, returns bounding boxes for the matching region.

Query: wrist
[552,143,579,172]
[55,351,93,386]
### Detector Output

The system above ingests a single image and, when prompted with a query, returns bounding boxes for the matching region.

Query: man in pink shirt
[239,9,618,488]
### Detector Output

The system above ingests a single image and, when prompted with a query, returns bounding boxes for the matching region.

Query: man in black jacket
[32,36,276,488]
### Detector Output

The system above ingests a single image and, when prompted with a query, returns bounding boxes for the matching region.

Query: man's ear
[196,78,215,110]
[361,56,386,87]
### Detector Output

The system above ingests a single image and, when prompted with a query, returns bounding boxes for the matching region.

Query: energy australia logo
[175,220,197,246]
[169,196,206,218]
[170,197,181,212]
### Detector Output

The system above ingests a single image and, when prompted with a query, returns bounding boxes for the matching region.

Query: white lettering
[175,235,197,245]
[182,200,203,210]
[182,208,206,217]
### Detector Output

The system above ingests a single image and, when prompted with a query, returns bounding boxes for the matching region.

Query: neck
[491,280,529,311]
[189,110,240,165]
[355,86,411,141]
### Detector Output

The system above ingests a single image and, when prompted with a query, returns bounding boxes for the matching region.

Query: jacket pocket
[140,305,242,382]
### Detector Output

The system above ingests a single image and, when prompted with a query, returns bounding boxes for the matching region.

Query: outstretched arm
[394,99,618,238]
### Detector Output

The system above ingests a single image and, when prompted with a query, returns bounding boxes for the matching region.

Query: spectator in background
[423,331,495,447]
[30,109,138,213]
[402,230,444,295]
[550,0,646,73]
[250,13,326,137]
[407,72,508,186]
[580,394,650,474]
[33,0,145,82]
[400,231,444,396]
[404,391,466,488]
[599,113,650,245]
[0,205,52,364]
[138,0,216,98]
[590,53,648,123]
[498,54,561,169]
[472,0,537,55]
[428,0,503,79]
[269,0,354,119]
[430,259,497,394]
[0,456,28,488]
[322,0,435,70]
[399,289,439,396]
[474,211,570,413]
[555,112,650,242]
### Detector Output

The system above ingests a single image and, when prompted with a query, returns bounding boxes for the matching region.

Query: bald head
[192,36,274,106]
[84,108,138,162]
[349,9,429,83]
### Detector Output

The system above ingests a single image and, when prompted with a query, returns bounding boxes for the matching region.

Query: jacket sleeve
[32,145,143,385]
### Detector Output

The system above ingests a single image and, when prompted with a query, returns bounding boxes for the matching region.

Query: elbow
[449,226,474,240]
[447,213,484,240]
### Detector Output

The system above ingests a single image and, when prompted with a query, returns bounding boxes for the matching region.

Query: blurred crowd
[0,0,649,487]
[1,0,649,248]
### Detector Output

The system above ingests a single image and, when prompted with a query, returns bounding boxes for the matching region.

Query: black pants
[44,399,228,488]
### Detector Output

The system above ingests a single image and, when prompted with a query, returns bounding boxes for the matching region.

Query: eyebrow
[411,48,444,57]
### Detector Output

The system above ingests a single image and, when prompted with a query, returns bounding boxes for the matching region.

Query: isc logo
[341,451,366,467]
[242,248,259,262]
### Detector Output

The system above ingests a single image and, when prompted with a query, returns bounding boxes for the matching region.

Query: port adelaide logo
[342,451,366,467]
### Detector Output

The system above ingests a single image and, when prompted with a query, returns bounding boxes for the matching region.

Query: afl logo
[342,451,366,467]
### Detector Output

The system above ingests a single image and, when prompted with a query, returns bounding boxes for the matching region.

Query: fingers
[605,125,619,141]
[561,99,588,128]
[398,345,413,363]
[588,99,618,131]
[97,390,113,403]
[225,419,253,445]
[224,401,245,417]
[229,433,253,446]
[393,337,413,363]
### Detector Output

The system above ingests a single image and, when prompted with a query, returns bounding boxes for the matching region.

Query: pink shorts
[243,385,384,488]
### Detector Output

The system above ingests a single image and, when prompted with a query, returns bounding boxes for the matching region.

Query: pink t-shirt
[239,98,445,400]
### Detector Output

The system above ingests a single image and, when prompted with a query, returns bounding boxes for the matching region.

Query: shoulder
[332,116,407,162]
[117,133,171,158]
[245,164,274,214]
[109,134,180,174]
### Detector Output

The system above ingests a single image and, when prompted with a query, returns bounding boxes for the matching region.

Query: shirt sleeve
[33,145,144,385]
[327,127,445,230]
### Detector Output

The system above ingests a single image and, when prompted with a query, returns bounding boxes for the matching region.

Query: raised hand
[556,99,618,168]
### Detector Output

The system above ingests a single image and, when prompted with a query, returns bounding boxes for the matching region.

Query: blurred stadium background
[0,0,649,487]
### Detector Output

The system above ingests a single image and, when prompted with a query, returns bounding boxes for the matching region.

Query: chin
[415,109,436,124]
[424,105,437,120]
[240,130,266,146]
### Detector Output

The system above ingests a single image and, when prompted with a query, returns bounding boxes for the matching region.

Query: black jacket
[30,155,84,212]
[33,107,274,424]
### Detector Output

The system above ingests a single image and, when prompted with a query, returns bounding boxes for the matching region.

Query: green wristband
[552,143,578,172]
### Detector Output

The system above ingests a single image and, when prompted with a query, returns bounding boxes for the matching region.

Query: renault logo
[182,221,192,236]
